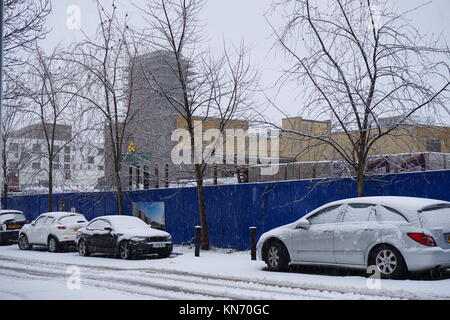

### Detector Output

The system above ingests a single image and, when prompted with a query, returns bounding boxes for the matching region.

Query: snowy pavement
[0,245,449,300]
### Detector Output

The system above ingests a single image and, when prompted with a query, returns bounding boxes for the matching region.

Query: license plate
[446,235,450,243]
[7,225,21,230]
[151,243,166,248]
[72,228,79,232]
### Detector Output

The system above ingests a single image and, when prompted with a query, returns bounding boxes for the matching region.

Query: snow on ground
[0,244,449,300]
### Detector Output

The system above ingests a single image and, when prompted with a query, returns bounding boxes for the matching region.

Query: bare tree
[1,95,34,208]
[3,0,51,69]
[268,0,449,196]
[138,0,258,249]
[64,1,143,215]
[19,47,86,211]
[1,0,51,205]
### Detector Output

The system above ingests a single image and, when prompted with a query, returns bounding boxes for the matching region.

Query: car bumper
[130,241,173,255]
[0,230,20,243]
[59,234,77,242]
[403,247,450,272]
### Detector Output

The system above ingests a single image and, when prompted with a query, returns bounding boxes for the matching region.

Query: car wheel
[370,245,407,279]
[48,236,60,253]
[18,234,32,250]
[119,241,132,260]
[265,241,289,272]
[78,239,90,257]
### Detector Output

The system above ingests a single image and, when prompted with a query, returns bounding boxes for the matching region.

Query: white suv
[18,212,88,252]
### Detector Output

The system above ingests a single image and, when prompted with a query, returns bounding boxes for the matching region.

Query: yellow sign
[128,141,136,153]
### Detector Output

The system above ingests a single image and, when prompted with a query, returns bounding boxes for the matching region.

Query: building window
[426,138,441,152]
[53,163,60,170]
[32,144,41,152]
[98,165,104,171]
[64,164,71,170]
[64,155,71,163]
[65,170,71,180]
[21,152,31,162]
[64,146,71,154]
[32,162,41,170]
[9,143,19,151]
[88,156,95,164]
[98,148,104,156]
[302,123,309,134]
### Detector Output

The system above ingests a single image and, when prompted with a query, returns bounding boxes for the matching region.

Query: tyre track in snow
[0,263,222,300]
[0,253,446,300]
[0,260,334,300]
[0,268,168,300]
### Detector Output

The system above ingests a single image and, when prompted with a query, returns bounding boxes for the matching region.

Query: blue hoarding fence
[7,170,450,250]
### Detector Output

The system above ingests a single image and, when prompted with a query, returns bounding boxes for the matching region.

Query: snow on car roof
[96,215,148,228]
[41,212,83,217]
[323,196,449,212]
[98,215,140,220]
[0,210,23,214]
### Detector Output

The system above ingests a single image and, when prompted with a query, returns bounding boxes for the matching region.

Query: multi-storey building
[7,123,104,191]
[103,50,257,190]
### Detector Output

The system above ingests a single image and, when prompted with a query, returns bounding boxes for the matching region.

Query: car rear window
[58,215,87,224]
[344,204,375,222]
[0,212,26,223]
[419,205,450,230]
[377,206,408,222]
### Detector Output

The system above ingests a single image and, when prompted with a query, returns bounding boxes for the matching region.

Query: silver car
[257,196,450,279]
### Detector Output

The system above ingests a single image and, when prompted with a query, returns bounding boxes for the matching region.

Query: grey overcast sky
[40,0,450,123]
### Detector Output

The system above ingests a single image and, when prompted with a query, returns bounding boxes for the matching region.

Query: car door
[86,219,114,253]
[98,220,116,254]
[333,204,382,266]
[28,216,47,244]
[40,216,55,244]
[292,204,344,263]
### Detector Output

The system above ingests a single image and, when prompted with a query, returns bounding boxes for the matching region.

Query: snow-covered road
[0,245,449,300]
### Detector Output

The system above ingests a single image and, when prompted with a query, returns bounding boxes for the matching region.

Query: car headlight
[166,235,172,242]
[130,236,147,242]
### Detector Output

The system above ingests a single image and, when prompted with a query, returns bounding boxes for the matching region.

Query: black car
[0,210,28,245]
[76,215,173,259]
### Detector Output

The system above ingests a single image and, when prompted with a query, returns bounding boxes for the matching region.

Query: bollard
[249,226,257,260]
[194,226,202,257]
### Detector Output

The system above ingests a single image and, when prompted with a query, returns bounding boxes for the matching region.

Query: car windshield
[0,212,26,223]
[419,204,450,230]
[109,217,149,230]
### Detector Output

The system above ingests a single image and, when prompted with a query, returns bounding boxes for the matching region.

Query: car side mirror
[31,221,36,226]
[104,227,113,232]
[296,219,310,230]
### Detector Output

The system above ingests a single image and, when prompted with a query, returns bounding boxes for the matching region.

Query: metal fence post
[195,226,202,257]
[249,226,257,260]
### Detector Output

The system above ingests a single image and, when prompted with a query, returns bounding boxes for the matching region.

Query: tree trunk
[116,181,125,215]
[2,182,8,210]
[114,159,125,215]
[188,119,210,250]
[194,163,209,250]
[48,159,53,211]
[356,167,365,197]
[2,143,8,209]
